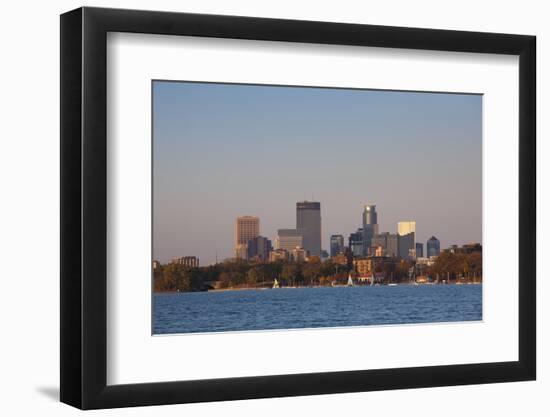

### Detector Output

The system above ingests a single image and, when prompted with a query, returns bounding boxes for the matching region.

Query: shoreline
[154,282,482,294]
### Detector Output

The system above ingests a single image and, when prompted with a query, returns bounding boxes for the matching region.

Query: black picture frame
[60,6,536,410]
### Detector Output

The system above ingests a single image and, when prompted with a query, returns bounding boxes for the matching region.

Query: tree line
[153,251,482,292]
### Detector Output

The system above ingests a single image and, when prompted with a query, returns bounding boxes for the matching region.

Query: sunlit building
[235,216,260,259]
[353,258,373,277]
[398,221,416,259]
[275,229,304,252]
[290,246,308,262]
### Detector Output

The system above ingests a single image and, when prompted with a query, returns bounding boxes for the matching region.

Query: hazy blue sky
[153,81,482,265]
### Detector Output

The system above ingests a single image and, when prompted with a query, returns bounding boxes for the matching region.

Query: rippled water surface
[153,284,482,335]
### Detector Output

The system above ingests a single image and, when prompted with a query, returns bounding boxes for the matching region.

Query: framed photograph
[60,6,536,409]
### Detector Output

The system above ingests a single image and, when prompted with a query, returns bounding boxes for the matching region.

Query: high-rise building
[362,205,379,255]
[416,242,424,258]
[330,234,345,257]
[275,229,304,252]
[235,216,260,259]
[371,232,399,257]
[398,221,416,259]
[398,221,416,236]
[349,228,364,257]
[427,236,441,257]
[247,236,273,261]
[296,201,321,257]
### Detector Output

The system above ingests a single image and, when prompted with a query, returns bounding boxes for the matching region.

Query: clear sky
[153,81,482,265]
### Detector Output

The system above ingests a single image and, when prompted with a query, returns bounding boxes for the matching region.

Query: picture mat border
[60,6,536,410]
[112,33,512,383]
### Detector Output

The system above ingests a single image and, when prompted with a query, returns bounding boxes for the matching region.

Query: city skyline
[153,81,482,264]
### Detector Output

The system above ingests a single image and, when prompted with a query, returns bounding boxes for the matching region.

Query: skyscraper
[397,221,416,259]
[235,216,260,259]
[349,228,364,257]
[330,234,345,257]
[371,232,399,257]
[416,242,424,258]
[296,201,321,257]
[247,236,273,261]
[427,236,441,257]
[275,229,304,252]
[362,205,379,255]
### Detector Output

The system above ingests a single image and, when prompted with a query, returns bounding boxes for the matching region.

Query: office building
[275,229,304,252]
[427,236,441,257]
[235,216,260,259]
[247,236,273,261]
[416,242,424,258]
[362,205,379,254]
[371,232,399,257]
[330,234,345,257]
[172,256,199,268]
[349,228,364,257]
[296,201,322,257]
[398,221,416,259]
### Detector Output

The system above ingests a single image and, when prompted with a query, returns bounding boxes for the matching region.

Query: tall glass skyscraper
[296,201,321,256]
[427,236,441,257]
[362,205,379,255]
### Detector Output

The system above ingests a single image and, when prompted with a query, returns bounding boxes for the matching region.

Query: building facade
[371,232,399,257]
[416,242,424,258]
[353,258,373,277]
[349,228,364,257]
[330,234,345,257]
[269,248,289,262]
[235,216,260,259]
[296,201,322,257]
[247,236,273,261]
[275,229,304,252]
[290,246,308,262]
[426,236,441,257]
[397,221,416,259]
[362,205,379,255]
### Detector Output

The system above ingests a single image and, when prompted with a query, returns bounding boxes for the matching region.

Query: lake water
[153,284,482,334]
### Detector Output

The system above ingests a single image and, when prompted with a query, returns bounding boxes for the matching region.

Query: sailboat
[272,278,280,289]
[347,274,354,287]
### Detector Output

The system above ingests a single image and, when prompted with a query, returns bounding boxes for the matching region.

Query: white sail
[347,274,354,287]
[273,278,280,289]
